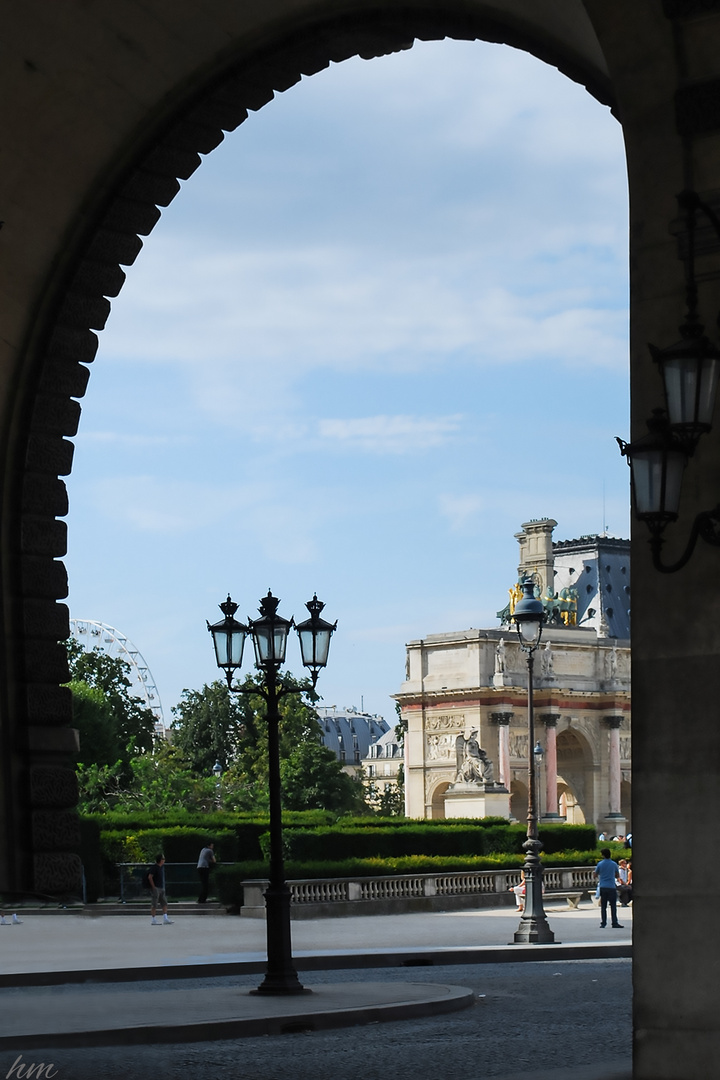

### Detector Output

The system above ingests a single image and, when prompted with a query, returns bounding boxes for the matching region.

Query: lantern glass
[663,353,720,432]
[252,622,289,667]
[631,444,686,519]
[295,595,336,675]
[207,597,247,678]
[517,616,543,647]
[298,623,331,669]
[250,591,292,669]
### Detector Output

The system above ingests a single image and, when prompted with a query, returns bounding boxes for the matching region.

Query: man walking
[595,847,623,928]
[197,841,216,904]
[148,853,173,925]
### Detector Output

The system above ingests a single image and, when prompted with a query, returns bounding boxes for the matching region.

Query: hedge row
[83,809,335,830]
[81,814,598,900]
[331,816,510,829]
[262,823,596,862]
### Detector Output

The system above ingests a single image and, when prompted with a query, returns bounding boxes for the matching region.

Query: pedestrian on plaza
[197,840,216,904]
[595,848,623,928]
[617,858,633,907]
[148,853,173,925]
[0,912,22,925]
[509,869,525,911]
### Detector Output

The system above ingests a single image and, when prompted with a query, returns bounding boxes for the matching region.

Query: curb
[0,941,631,988]
[0,982,475,1050]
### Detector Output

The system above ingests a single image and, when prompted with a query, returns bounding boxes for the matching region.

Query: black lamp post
[212,760,222,809]
[207,589,336,994]
[512,578,555,945]
[617,190,720,572]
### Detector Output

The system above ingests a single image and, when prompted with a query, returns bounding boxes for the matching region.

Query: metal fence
[117,862,206,902]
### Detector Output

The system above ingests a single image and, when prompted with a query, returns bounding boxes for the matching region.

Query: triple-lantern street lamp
[511,577,555,945]
[207,590,336,994]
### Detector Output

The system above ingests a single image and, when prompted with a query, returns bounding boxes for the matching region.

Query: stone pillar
[489,712,512,790]
[599,715,626,838]
[540,714,561,819]
[604,716,623,817]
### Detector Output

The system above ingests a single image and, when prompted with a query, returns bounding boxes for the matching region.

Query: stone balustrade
[240,865,596,919]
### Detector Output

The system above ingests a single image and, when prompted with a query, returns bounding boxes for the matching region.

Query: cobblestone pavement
[0,959,631,1080]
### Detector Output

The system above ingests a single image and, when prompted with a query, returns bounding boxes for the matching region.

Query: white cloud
[102,246,627,385]
[438,493,486,531]
[318,414,464,454]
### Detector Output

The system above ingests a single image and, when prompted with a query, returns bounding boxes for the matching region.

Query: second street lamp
[511,577,555,945]
[207,590,336,994]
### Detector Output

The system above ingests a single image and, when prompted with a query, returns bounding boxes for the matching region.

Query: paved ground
[0,901,632,978]
[0,901,633,1080]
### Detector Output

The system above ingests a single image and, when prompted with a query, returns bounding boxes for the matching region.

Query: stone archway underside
[2,0,616,899]
[9,4,720,1077]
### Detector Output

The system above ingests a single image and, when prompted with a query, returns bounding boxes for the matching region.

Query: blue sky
[64,39,630,727]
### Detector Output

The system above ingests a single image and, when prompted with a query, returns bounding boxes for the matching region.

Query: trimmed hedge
[83,809,335,830]
[80,810,600,898]
[263,823,595,862]
[333,816,510,829]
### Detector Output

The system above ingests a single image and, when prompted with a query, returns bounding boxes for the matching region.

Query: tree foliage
[170,680,249,776]
[280,741,367,814]
[66,639,156,771]
[171,673,370,814]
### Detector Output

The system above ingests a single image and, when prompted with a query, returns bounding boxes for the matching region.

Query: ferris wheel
[69,619,165,726]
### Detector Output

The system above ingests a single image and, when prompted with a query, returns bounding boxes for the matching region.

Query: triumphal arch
[2,2,719,1075]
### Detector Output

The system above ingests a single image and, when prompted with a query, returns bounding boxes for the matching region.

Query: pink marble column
[541,714,560,817]
[605,715,623,816]
[490,712,512,789]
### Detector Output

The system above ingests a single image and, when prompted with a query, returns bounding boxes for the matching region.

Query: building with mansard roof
[396,519,630,832]
[315,705,389,774]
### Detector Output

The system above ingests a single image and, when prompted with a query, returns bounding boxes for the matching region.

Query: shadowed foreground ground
[0,959,631,1080]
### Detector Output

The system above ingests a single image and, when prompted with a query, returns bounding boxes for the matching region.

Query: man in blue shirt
[595,848,623,928]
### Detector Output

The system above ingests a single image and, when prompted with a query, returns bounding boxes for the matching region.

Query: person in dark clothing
[148,853,173,925]
[197,841,216,904]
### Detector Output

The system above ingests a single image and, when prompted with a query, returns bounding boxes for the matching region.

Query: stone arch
[556,728,594,825]
[429,780,451,819]
[3,4,620,897]
[10,5,720,1076]
[510,778,528,822]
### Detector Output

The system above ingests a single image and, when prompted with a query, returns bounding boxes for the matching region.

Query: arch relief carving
[426,733,456,760]
[426,713,464,731]
[509,733,529,759]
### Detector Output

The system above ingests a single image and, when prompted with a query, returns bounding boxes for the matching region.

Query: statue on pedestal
[455,731,495,784]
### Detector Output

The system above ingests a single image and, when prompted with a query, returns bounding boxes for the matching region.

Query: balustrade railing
[241,865,596,913]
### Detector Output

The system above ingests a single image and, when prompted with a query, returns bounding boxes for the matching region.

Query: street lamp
[207,589,336,994]
[511,577,555,945]
[212,761,222,809]
[616,191,720,572]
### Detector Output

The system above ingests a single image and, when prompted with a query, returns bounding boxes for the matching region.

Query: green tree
[280,741,367,813]
[124,741,218,812]
[68,681,120,767]
[66,640,156,771]
[170,680,249,776]
[171,672,370,814]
